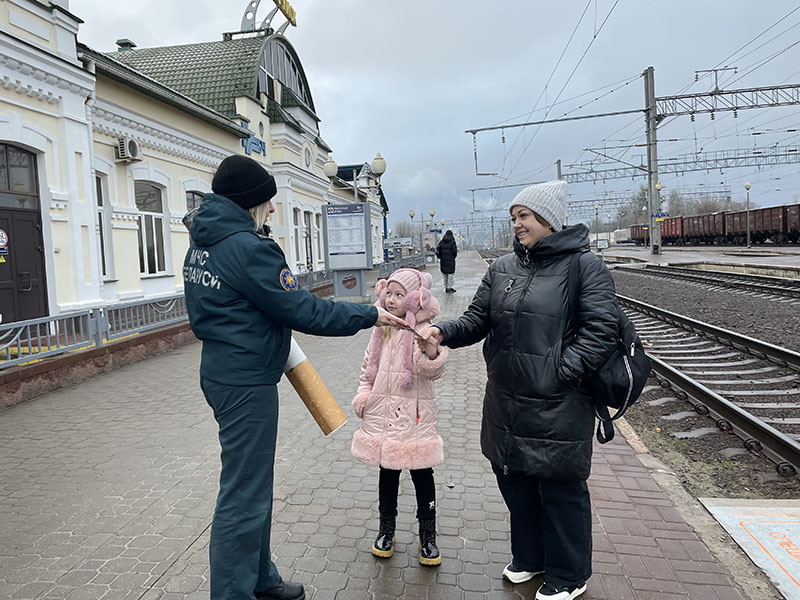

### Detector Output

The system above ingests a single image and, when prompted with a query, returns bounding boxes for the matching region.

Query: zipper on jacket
[503,262,537,469]
[504,279,514,292]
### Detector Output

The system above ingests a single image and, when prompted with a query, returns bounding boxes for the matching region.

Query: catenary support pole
[644,66,661,255]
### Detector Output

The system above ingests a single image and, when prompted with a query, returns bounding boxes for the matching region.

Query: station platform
[0,251,779,600]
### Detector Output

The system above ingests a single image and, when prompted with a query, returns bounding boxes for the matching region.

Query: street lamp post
[323,152,387,259]
[744,182,751,248]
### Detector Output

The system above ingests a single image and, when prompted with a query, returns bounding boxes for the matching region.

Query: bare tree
[392,219,414,238]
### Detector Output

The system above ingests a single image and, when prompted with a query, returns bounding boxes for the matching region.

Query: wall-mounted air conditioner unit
[115,137,142,162]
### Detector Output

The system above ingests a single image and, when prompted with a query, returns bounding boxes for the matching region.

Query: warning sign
[0,229,7,248]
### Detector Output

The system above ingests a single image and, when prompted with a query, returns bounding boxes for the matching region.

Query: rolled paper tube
[284,338,347,436]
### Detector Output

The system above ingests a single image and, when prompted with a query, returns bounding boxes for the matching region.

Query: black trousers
[379,467,436,521]
[494,466,592,588]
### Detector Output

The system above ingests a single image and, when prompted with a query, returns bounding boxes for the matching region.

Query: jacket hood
[189,193,257,246]
[513,223,590,261]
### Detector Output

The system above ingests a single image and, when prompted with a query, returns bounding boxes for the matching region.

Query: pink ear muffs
[375,278,388,309]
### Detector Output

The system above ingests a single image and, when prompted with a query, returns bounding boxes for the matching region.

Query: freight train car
[629,202,800,246]
[660,216,683,244]
[683,212,725,244]
[630,224,649,245]
[788,204,800,243]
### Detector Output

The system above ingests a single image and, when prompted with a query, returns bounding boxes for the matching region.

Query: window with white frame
[303,211,313,268]
[185,190,204,212]
[134,182,166,275]
[95,175,114,279]
[315,213,321,262]
[293,208,301,266]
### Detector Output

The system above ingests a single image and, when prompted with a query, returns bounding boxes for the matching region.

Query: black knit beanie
[212,155,277,209]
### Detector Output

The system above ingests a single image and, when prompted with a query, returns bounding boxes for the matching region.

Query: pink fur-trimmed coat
[351,326,448,470]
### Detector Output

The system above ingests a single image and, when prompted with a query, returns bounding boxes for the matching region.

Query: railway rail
[616,264,800,302]
[620,295,800,478]
[476,248,800,477]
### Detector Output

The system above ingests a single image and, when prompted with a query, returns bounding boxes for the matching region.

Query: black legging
[378,467,436,521]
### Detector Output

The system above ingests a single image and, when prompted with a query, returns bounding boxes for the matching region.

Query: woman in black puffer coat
[436,230,458,293]
[422,181,618,600]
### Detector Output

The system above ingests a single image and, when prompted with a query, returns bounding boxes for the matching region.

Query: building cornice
[271,160,330,196]
[0,30,94,101]
[92,100,232,168]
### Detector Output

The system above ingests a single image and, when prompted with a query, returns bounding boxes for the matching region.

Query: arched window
[257,40,312,108]
[134,182,166,275]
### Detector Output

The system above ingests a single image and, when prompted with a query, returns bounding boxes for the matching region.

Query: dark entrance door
[0,144,48,324]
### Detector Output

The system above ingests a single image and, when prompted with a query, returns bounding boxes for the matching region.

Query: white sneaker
[535,581,587,600]
[502,562,544,584]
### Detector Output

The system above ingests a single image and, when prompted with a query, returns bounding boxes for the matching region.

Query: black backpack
[566,252,651,443]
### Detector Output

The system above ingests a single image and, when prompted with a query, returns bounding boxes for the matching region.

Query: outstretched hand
[418,326,444,350]
[375,306,407,328]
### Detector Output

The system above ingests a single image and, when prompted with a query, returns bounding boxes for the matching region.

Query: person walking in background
[183,155,405,600]
[421,181,618,600]
[436,229,458,293]
[351,269,449,566]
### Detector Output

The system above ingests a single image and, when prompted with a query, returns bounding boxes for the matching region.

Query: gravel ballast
[611,267,800,500]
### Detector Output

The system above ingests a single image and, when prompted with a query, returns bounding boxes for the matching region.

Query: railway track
[620,295,800,477]
[616,264,800,303]
[475,249,800,477]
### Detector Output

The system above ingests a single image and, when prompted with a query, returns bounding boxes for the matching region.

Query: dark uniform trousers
[201,379,281,600]
[494,466,592,588]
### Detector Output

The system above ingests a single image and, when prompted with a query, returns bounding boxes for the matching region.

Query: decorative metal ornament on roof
[240,0,296,32]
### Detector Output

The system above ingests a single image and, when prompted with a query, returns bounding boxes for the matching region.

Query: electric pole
[644,66,661,254]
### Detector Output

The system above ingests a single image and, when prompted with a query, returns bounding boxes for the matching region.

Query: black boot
[371,513,396,558]
[418,518,441,566]
[255,578,305,600]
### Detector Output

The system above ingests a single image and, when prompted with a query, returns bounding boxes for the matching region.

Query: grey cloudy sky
[70,0,800,231]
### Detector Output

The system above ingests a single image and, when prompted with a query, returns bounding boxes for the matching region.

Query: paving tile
[0,253,770,600]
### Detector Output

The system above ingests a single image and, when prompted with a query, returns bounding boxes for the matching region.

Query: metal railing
[378,255,426,278]
[0,259,414,371]
[295,269,334,290]
[0,293,189,370]
[104,295,189,342]
[0,310,97,369]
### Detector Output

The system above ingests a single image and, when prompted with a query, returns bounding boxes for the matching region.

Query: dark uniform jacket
[184,194,377,386]
[436,233,458,274]
[436,225,617,480]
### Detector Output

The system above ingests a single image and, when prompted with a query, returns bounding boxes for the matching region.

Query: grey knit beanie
[508,180,567,231]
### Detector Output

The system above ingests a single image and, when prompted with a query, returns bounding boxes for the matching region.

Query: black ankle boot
[418,518,441,566]
[371,513,396,558]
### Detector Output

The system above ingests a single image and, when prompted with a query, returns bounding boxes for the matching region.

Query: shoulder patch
[279,268,299,291]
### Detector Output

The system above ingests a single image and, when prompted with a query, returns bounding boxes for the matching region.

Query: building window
[0,144,38,210]
[293,208,301,266]
[303,211,313,269]
[315,213,321,261]
[134,182,166,275]
[95,175,114,278]
[185,190,204,212]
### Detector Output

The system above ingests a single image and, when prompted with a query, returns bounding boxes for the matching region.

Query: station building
[0,0,387,324]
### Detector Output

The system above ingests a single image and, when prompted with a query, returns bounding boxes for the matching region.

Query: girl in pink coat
[351,268,448,566]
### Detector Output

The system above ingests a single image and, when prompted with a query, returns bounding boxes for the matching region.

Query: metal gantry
[564,145,800,183]
[466,69,800,255]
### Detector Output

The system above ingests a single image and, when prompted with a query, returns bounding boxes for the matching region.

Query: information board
[384,237,413,249]
[326,204,368,270]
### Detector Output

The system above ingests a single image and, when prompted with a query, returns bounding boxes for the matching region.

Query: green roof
[106,36,267,118]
